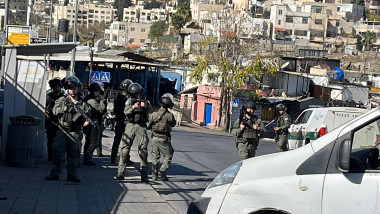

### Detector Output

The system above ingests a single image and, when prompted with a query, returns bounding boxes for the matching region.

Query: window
[113,35,117,41]
[286,16,293,23]
[107,11,110,14]
[140,39,145,43]
[130,27,135,31]
[297,7,301,12]
[286,29,293,36]
[279,9,283,15]
[129,38,134,42]
[302,17,308,24]
[278,20,282,25]
[119,25,125,30]
[141,28,145,32]
[295,110,313,124]
[315,19,323,25]
[336,20,340,27]
[295,30,307,36]
[327,9,332,15]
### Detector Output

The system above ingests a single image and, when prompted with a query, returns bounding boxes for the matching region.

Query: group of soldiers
[232,101,291,160]
[44,76,177,183]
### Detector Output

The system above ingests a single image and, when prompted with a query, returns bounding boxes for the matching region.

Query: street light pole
[88,32,95,86]
[70,0,79,76]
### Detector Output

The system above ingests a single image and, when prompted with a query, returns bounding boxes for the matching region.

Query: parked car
[288,107,368,150]
[188,107,380,214]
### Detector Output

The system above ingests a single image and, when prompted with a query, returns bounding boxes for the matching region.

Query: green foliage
[149,21,169,42]
[171,2,191,33]
[114,0,132,21]
[144,0,163,9]
[361,31,375,51]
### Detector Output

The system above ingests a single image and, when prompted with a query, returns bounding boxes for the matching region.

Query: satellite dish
[281,62,289,69]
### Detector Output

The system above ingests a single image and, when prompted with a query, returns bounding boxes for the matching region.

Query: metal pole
[70,0,79,75]
[89,32,95,86]
[47,1,53,76]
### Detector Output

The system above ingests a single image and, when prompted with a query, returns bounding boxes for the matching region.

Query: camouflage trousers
[277,134,288,152]
[151,136,174,176]
[118,123,149,177]
[83,122,100,162]
[50,129,82,178]
[236,138,259,160]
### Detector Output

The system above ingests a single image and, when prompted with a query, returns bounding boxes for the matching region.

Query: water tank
[58,19,69,33]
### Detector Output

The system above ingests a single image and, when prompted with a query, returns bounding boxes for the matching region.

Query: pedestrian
[114,83,152,182]
[274,103,291,152]
[147,94,176,181]
[232,101,265,160]
[45,77,65,161]
[111,79,133,164]
[82,82,106,165]
[45,76,89,183]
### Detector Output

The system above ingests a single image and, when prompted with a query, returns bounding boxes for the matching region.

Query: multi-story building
[366,0,380,15]
[122,4,167,23]
[337,3,364,21]
[9,0,27,20]
[53,2,116,28]
[104,21,152,47]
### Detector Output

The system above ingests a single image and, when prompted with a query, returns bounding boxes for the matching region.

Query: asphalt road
[145,126,278,213]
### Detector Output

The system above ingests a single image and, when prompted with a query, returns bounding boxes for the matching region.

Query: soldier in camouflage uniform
[274,103,291,152]
[114,83,152,182]
[147,95,176,181]
[111,79,133,164]
[83,82,106,165]
[45,77,65,161]
[95,82,107,157]
[45,76,89,183]
[232,101,266,160]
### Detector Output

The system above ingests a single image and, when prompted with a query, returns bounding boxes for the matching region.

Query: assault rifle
[72,103,96,125]
[131,94,150,112]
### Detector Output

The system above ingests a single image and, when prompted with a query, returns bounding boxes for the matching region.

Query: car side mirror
[338,139,351,172]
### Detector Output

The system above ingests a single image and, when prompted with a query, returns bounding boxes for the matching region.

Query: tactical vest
[58,97,83,131]
[241,116,258,139]
[151,111,171,134]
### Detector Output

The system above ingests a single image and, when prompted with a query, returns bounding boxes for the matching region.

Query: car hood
[234,143,315,184]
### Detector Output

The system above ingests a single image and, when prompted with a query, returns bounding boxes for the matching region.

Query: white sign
[17,60,45,83]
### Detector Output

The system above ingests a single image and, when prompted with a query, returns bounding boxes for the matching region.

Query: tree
[114,0,132,21]
[144,0,163,9]
[76,21,107,44]
[171,2,191,34]
[361,31,375,51]
[149,21,169,42]
[189,34,278,130]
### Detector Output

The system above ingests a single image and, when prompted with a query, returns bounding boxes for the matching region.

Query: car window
[351,118,380,171]
[296,110,312,124]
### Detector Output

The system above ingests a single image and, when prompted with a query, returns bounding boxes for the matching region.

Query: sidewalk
[0,132,178,214]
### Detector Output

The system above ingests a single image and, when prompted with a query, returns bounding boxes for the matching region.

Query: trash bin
[6,115,41,167]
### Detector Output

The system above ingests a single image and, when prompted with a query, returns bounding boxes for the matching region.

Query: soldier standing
[147,95,176,181]
[45,77,65,161]
[111,79,132,164]
[45,76,89,183]
[114,83,152,182]
[274,103,291,152]
[96,83,107,157]
[83,82,106,165]
[232,101,265,160]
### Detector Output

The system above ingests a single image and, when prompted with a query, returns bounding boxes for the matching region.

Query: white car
[288,107,368,150]
[188,107,380,214]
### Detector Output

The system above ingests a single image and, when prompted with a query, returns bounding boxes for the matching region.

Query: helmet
[120,79,133,91]
[64,76,81,89]
[88,82,103,93]
[246,101,257,110]
[49,77,62,88]
[161,93,174,102]
[159,96,174,108]
[276,103,286,111]
[128,83,143,95]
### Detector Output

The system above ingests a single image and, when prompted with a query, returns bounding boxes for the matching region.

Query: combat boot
[151,164,159,181]
[45,174,59,181]
[141,175,149,182]
[114,173,124,181]
[159,171,168,181]
[83,160,96,166]
[67,176,81,183]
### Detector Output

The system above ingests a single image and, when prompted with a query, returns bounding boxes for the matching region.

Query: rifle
[131,94,150,112]
[265,117,278,128]
[72,103,96,126]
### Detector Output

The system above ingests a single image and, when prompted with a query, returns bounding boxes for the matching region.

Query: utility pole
[70,0,79,76]
[27,0,34,26]
[88,32,95,86]
[1,0,9,87]
[47,1,53,75]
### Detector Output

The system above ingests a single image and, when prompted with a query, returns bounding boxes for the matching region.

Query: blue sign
[100,72,110,83]
[232,98,239,108]
[91,71,100,82]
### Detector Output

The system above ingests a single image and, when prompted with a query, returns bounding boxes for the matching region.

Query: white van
[188,107,380,214]
[288,107,368,150]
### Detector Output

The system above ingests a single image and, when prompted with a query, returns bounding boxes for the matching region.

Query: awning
[275,27,286,32]
[128,44,141,48]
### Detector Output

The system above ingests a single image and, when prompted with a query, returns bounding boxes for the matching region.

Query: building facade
[104,21,152,47]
